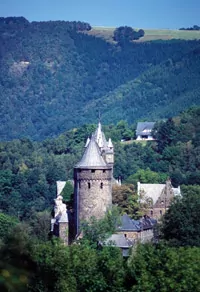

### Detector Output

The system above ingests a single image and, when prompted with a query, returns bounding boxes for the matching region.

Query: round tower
[74,136,112,235]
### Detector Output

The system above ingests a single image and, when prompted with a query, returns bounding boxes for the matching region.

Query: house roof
[138,183,165,204]
[136,122,155,135]
[118,214,156,232]
[138,182,181,205]
[105,234,130,248]
[75,135,109,169]
[118,214,140,231]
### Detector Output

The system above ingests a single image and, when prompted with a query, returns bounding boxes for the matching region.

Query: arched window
[88,182,91,189]
[100,182,103,189]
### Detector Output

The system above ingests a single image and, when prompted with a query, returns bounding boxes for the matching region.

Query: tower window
[150,210,153,216]
[103,170,106,173]
[88,182,91,189]
[100,182,103,189]
[91,170,95,173]
[160,210,162,215]
[79,182,81,188]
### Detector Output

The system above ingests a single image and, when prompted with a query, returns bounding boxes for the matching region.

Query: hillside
[1,17,200,140]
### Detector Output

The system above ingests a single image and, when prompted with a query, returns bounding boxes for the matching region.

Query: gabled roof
[75,135,108,169]
[138,182,181,205]
[136,122,155,135]
[138,183,165,204]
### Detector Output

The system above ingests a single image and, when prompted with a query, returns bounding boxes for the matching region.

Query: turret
[74,135,112,235]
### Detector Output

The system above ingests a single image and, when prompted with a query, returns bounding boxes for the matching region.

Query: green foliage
[161,185,200,246]
[112,184,141,218]
[127,243,200,292]
[113,26,145,43]
[0,213,18,240]
[61,181,74,202]
[80,207,120,246]
[125,168,168,185]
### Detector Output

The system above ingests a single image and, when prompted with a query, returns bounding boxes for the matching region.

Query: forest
[1,17,200,140]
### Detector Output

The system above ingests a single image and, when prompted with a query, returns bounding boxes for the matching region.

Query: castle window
[88,182,91,189]
[160,210,162,215]
[100,182,103,189]
[103,170,106,173]
[150,210,153,216]
[91,170,95,173]
[79,182,81,188]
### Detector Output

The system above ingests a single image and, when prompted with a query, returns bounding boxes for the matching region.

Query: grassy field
[85,27,200,42]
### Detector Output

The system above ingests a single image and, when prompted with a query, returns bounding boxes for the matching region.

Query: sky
[0,0,200,29]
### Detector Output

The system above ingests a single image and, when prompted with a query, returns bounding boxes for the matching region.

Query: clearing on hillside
[85,27,200,42]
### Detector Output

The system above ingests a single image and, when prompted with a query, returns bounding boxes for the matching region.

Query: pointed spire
[75,135,107,168]
[108,138,113,148]
[94,121,107,148]
[85,137,90,148]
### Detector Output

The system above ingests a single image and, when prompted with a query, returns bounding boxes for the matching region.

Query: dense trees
[113,26,145,43]
[0,219,200,291]
[1,18,200,140]
[161,185,200,247]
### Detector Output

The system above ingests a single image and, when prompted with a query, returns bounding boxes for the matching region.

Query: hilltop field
[86,27,200,42]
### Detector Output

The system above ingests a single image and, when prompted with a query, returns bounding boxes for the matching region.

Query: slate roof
[105,234,130,248]
[118,214,140,231]
[136,122,155,136]
[75,135,108,169]
[118,214,156,232]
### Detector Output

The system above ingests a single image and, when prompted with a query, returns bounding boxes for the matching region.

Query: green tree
[126,168,168,185]
[127,243,200,292]
[112,184,140,218]
[161,185,200,246]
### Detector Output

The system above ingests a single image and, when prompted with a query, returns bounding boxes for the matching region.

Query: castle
[51,122,114,243]
[51,122,180,246]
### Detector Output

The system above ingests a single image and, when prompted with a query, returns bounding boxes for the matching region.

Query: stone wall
[74,168,112,234]
[59,222,68,245]
[118,229,154,243]
[76,169,112,181]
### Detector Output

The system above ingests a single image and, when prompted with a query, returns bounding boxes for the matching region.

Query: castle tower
[74,135,112,235]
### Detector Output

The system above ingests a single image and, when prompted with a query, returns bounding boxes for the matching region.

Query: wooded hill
[1,17,200,140]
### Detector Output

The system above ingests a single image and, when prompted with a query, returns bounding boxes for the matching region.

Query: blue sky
[0,0,200,29]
